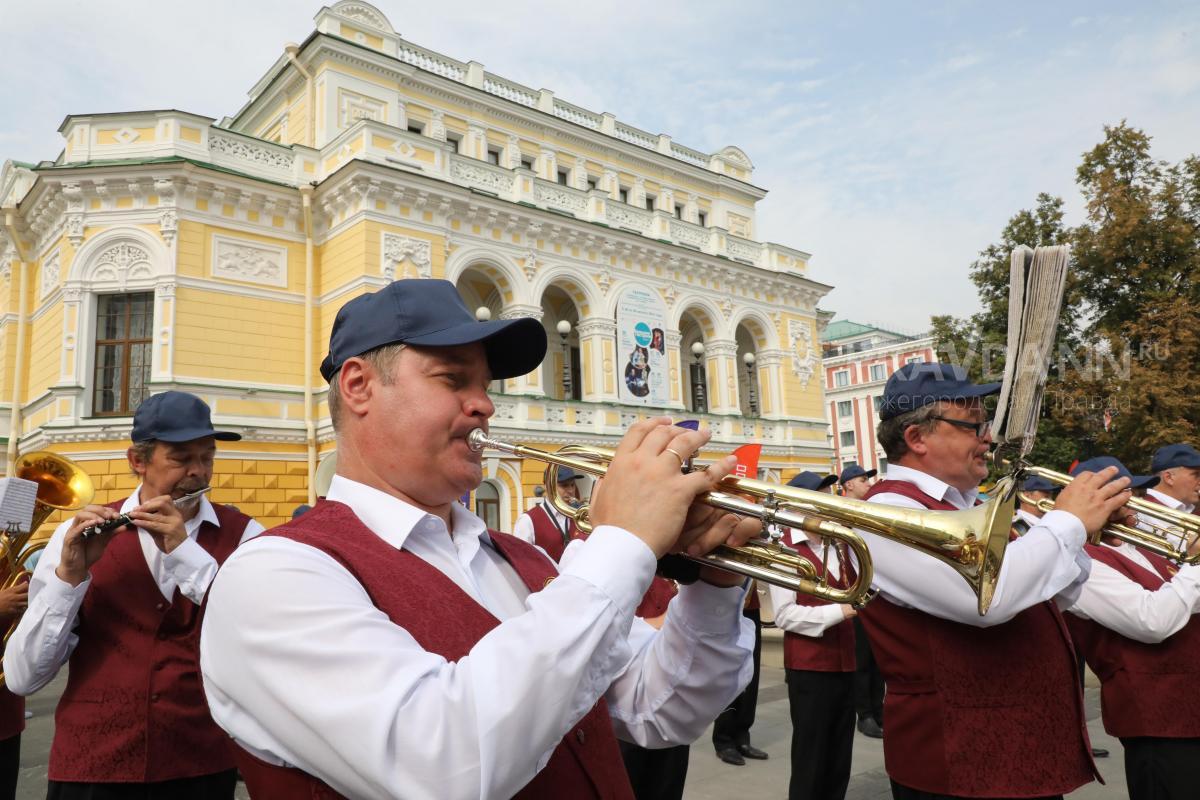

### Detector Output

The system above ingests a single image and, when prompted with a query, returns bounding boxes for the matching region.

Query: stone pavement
[14,630,1129,799]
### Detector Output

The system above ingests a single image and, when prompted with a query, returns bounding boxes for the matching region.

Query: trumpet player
[768,471,857,800]
[1145,443,1200,514]
[1013,475,1057,534]
[511,466,585,561]
[200,279,760,800]
[1063,456,1200,800]
[857,362,1132,800]
[3,391,263,799]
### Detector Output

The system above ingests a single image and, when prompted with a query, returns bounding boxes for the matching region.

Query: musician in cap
[512,465,585,561]
[1145,443,1200,515]
[4,391,263,799]
[854,361,1133,799]
[768,470,859,799]
[1013,474,1058,534]
[1062,456,1200,800]
[838,463,877,500]
[199,279,759,800]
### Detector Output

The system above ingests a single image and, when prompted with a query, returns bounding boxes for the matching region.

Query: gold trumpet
[1012,461,1200,564]
[0,451,95,687]
[469,430,1019,614]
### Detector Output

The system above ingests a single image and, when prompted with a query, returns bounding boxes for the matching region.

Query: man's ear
[127,445,148,477]
[337,357,375,419]
[902,423,929,456]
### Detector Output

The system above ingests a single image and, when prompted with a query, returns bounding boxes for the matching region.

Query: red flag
[731,444,762,479]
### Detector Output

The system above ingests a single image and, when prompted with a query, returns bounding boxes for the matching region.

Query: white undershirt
[199,474,754,800]
[861,464,1090,627]
[3,485,263,696]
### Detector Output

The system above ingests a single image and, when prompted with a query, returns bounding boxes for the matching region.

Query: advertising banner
[615,285,669,407]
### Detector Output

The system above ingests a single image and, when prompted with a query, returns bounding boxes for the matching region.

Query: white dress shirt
[1067,540,1200,644]
[862,464,1090,627]
[3,485,264,696]
[200,474,754,800]
[511,501,573,547]
[1145,487,1196,515]
[767,530,848,637]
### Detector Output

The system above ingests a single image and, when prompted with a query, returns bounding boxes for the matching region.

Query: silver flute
[81,486,212,539]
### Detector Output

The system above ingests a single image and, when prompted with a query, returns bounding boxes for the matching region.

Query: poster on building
[615,284,669,407]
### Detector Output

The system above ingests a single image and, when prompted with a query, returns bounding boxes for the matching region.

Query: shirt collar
[325,474,488,551]
[123,484,219,538]
[885,463,978,509]
[1146,487,1195,514]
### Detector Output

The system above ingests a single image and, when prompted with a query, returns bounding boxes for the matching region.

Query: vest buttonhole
[575,729,586,745]
[150,693,160,702]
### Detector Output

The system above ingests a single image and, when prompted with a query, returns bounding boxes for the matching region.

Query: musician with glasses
[199,279,759,800]
[1062,455,1200,800]
[855,362,1133,800]
[3,391,262,800]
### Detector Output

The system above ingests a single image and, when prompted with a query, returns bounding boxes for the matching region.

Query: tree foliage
[933,122,1200,471]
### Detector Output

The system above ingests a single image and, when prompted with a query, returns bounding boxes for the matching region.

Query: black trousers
[889,781,1062,800]
[0,733,18,800]
[618,740,690,800]
[853,617,884,724]
[1120,736,1200,800]
[47,769,238,800]
[786,669,854,800]
[712,607,762,750]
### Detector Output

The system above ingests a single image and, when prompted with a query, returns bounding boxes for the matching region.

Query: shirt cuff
[1038,509,1087,547]
[670,579,748,637]
[558,525,657,615]
[40,571,91,616]
[163,536,216,580]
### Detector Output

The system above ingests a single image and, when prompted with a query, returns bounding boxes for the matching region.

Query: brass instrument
[469,430,1019,614]
[0,451,95,686]
[1012,461,1200,564]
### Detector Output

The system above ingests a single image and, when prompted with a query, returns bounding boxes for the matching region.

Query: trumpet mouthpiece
[468,429,490,452]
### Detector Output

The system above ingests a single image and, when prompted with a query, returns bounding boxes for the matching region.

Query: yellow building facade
[0,1,833,532]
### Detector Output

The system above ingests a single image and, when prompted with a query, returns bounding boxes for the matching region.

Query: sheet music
[0,477,38,532]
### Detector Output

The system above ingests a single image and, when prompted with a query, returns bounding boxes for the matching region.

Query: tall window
[869,363,887,381]
[840,430,856,448]
[833,369,850,388]
[93,293,153,416]
[475,480,500,530]
[837,400,853,417]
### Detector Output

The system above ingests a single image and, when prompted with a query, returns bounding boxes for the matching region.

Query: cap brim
[817,475,838,490]
[862,469,878,479]
[962,382,1003,398]
[405,317,547,380]
[1132,475,1161,490]
[154,428,242,443]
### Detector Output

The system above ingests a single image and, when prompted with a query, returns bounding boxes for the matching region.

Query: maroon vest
[50,500,249,782]
[0,609,25,742]
[856,479,1096,797]
[636,576,678,620]
[1065,544,1200,738]
[232,500,634,800]
[782,539,855,672]
[527,503,577,562]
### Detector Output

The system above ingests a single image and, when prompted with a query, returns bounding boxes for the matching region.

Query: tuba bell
[0,452,95,687]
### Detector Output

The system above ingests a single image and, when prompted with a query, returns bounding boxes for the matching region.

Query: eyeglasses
[929,415,992,439]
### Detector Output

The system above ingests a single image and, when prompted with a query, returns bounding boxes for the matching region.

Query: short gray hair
[876,403,940,462]
[129,439,157,476]
[327,343,407,431]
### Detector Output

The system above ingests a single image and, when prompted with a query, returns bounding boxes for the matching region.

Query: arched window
[475,480,500,530]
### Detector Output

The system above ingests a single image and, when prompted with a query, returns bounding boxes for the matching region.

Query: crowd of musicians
[0,278,1195,799]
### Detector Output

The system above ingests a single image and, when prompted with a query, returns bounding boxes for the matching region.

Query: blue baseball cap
[787,471,838,491]
[1070,456,1159,490]
[556,466,583,483]
[1021,475,1057,493]
[878,362,1001,421]
[131,391,241,443]
[839,463,877,484]
[1150,444,1200,473]
[320,279,547,382]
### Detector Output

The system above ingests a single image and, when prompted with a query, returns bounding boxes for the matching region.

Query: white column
[705,339,740,415]
[576,316,617,403]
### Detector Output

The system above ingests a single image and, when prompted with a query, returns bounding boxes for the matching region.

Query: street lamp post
[691,340,707,413]
[743,351,758,416]
[556,319,572,400]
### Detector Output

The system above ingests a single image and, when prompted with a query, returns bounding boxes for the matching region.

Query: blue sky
[2,1,1197,330]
